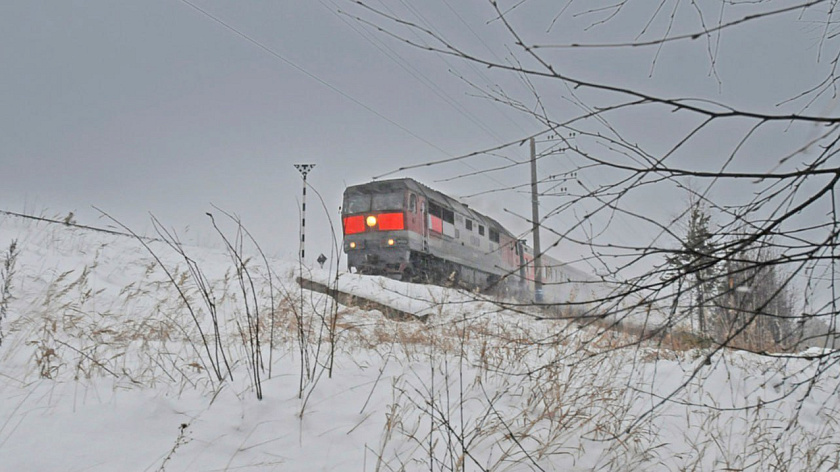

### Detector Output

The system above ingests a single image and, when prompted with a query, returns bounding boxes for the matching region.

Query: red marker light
[377,212,404,231]
[343,216,365,235]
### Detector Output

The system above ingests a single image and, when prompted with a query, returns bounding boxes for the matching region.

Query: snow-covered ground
[1,214,839,471]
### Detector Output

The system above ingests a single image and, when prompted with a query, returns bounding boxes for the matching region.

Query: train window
[428,201,443,218]
[465,219,473,231]
[478,225,485,236]
[409,194,417,213]
[489,228,500,243]
[345,194,370,213]
[442,208,454,224]
[372,192,404,211]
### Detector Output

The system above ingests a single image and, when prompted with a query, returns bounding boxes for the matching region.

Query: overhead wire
[176,0,451,157]
[379,0,613,213]
[369,0,536,195]
[432,0,532,135]
[316,0,507,143]
[179,0,533,205]
[179,0,567,234]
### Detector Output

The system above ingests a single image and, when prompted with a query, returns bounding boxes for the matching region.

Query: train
[341,178,611,306]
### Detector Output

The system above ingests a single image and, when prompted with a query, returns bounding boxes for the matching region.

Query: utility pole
[530,138,543,303]
[294,164,315,260]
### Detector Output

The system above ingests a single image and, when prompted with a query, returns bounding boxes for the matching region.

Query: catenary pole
[294,164,315,260]
[530,138,543,303]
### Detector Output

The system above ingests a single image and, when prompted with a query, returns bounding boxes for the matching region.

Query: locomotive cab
[342,180,422,277]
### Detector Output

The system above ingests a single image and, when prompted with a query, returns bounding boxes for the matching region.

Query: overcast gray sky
[1,1,834,272]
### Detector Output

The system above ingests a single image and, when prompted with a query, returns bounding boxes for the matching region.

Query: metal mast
[294,164,315,260]
[530,138,543,302]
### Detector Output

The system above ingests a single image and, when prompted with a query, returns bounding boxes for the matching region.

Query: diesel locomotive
[341,178,602,302]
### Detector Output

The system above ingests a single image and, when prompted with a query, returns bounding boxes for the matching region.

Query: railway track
[296,276,427,322]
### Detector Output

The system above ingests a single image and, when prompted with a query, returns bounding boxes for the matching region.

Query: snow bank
[0,214,838,471]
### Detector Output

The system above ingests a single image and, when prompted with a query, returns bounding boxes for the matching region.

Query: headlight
[382,238,406,248]
[366,215,377,227]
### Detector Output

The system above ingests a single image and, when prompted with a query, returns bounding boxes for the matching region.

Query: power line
[397,0,529,136]
[0,209,161,242]
[179,0,533,206]
[317,0,507,143]
[352,0,531,193]
[177,0,451,157]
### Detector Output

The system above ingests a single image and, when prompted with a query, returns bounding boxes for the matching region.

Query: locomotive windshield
[372,192,403,211]
[344,192,404,214]
[345,194,371,214]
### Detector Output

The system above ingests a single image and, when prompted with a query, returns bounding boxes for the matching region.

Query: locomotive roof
[346,178,516,239]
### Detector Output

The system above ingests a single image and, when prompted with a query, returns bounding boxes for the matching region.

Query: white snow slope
[0,214,838,471]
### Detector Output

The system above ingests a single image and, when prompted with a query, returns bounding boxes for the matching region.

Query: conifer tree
[666,204,718,335]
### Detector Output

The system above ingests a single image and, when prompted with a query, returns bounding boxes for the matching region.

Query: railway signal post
[294,163,315,261]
